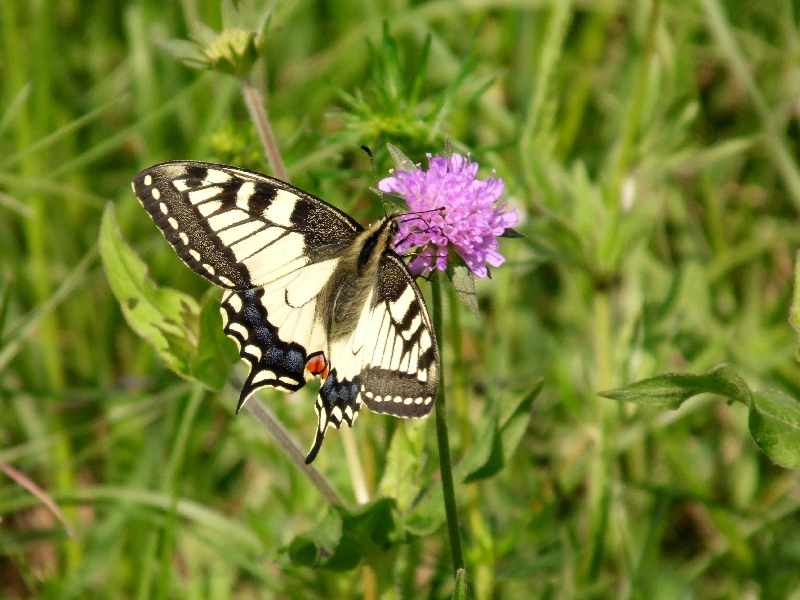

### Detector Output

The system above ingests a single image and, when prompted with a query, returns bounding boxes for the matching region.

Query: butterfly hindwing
[304,250,439,463]
[220,262,333,407]
[132,161,361,289]
[359,252,438,417]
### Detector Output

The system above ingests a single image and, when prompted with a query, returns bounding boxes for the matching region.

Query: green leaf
[286,507,343,568]
[100,203,200,378]
[328,498,399,571]
[499,227,525,239]
[447,261,479,319]
[189,289,239,391]
[599,364,752,409]
[403,485,444,537]
[99,203,234,390]
[387,143,416,173]
[157,39,208,70]
[749,390,800,469]
[452,568,468,600]
[457,379,543,483]
[378,420,426,513]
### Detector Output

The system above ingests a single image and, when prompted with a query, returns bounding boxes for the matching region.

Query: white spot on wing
[262,189,298,227]
[160,203,168,215]
[402,314,422,340]
[168,217,179,229]
[227,322,248,339]
[189,249,201,261]
[226,294,243,312]
[152,188,161,200]
[144,175,153,186]
[390,287,415,322]
[252,370,277,384]
[179,232,189,245]
[205,169,231,184]
[236,181,255,211]
[420,330,432,352]
[244,344,262,360]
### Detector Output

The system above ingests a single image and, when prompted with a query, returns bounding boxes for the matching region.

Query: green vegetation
[3,1,800,598]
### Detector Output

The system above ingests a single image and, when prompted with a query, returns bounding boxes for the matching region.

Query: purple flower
[378,152,518,278]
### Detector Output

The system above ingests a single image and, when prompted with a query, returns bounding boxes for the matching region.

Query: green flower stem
[587,289,614,578]
[445,282,470,447]
[341,426,369,504]
[431,271,465,573]
[240,79,288,182]
[245,398,345,507]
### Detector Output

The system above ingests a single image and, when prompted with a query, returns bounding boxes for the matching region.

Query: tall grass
[2,1,800,598]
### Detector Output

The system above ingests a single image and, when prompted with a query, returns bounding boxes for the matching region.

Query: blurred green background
[2,0,800,598]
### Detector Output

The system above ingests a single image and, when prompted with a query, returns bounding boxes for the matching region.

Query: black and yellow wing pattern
[132,161,438,462]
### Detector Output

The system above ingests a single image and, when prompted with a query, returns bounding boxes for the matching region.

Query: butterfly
[132,161,439,463]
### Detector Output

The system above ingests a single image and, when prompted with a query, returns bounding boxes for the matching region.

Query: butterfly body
[132,161,438,463]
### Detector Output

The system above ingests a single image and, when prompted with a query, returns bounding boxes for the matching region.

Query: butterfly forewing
[132,161,361,289]
[133,160,440,463]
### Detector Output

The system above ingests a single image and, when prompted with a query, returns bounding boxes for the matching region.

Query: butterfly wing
[132,161,361,289]
[220,259,336,406]
[133,160,361,410]
[304,251,439,463]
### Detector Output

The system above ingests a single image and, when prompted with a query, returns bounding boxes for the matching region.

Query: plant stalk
[240,79,288,182]
[431,271,465,573]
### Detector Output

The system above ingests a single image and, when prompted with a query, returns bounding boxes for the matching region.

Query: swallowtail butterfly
[132,161,439,463]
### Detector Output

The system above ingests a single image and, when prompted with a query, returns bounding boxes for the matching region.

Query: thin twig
[245,398,344,507]
[240,79,288,182]
[1,462,75,538]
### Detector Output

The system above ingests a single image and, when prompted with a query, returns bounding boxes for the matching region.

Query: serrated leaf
[599,364,752,409]
[749,390,800,469]
[387,143,417,173]
[100,203,200,378]
[452,568,468,600]
[378,420,426,513]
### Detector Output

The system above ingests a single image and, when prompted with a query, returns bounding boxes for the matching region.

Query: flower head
[379,152,518,278]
